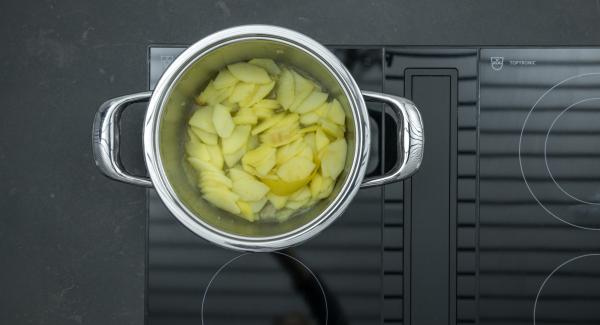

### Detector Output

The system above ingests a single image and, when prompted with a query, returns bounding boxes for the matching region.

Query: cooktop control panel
[146,47,600,325]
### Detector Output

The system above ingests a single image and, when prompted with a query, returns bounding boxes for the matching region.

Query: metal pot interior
[157,38,358,239]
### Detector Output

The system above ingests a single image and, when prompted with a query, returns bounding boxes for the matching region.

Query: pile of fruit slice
[185,58,347,222]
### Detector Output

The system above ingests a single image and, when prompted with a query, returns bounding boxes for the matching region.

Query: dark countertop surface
[1,1,600,324]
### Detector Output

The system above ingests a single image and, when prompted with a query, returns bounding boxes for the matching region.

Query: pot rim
[143,25,370,251]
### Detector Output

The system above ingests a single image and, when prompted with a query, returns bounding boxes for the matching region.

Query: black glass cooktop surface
[146,47,600,325]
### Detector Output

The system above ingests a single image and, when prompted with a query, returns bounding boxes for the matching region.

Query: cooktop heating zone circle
[519,72,600,230]
[534,254,600,325]
[201,252,328,325]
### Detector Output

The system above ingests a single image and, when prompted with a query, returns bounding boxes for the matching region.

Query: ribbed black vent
[384,48,479,325]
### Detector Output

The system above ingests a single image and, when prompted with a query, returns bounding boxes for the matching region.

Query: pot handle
[360,91,424,188]
[92,92,153,187]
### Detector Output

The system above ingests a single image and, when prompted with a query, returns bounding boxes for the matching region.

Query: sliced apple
[241,81,275,107]
[319,118,345,139]
[267,192,288,209]
[232,107,258,125]
[212,104,235,138]
[229,167,255,182]
[203,188,241,214]
[295,91,328,114]
[277,156,315,182]
[213,69,238,89]
[289,70,315,112]
[300,112,320,126]
[189,106,216,134]
[187,157,220,173]
[277,68,295,109]
[303,132,316,153]
[236,201,255,221]
[253,106,274,119]
[327,99,346,126]
[229,82,256,103]
[203,144,223,169]
[185,133,212,162]
[315,128,330,152]
[248,58,281,75]
[227,62,271,84]
[232,177,270,201]
[191,127,218,145]
[252,99,280,110]
[223,145,247,167]
[320,138,347,179]
[222,125,251,154]
[276,138,305,165]
[252,114,284,135]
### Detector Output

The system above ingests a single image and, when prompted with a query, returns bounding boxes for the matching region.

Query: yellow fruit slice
[327,99,346,126]
[195,81,218,105]
[319,118,345,139]
[191,127,218,145]
[212,104,235,138]
[249,58,281,75]
[309,173,323,198]
[250,197,268,213]
[242,144,276,177]
[267,192,288,209]
[189,106,216,134]
[232,107,258,125]
[252,99,280,110]
[187,157,220,173]
[227,63,271,84]
[253,106,274,119]
[236,201,255,221]
[277,156,315,182]
[200,171,232,189]
[320,138,347,179]
[213,69,238,89]
[232,178,270,201]
[195,81,232,105]
[261,175,312,196]
[203,188,241,214]
[315,128,330,152]
[247,134,260,150]
[289,70,315,112]
[317,176,335,199]
[295,91,328,114]
[275,208,295,222]
[241,81,275,107]
[276,138,304,165]
[205,144,224,169]
[229,82,256,103]
[229,167,254,182]
[222,125,251,154]
[185,136,211,162]
[304,132,316,153]
[300,112,320,126]
[223,145,247,167]
[252,114,284,135]
[260,114,301,147]
[277,69,295,109]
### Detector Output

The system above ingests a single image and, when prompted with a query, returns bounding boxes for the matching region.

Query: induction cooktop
[145,47,600,325]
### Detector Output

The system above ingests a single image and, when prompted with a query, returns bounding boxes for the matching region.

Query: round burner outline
[519,72,600,231]
[533,253,600,325]
[201,251,329,325]
[544,97,600,206]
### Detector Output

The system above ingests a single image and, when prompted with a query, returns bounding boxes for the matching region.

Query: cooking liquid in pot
[183,59,348,223]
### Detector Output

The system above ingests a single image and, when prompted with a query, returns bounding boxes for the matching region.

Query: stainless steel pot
[92,25,424,251]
